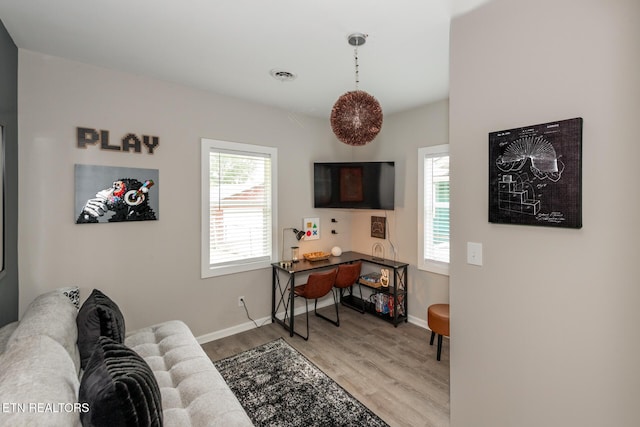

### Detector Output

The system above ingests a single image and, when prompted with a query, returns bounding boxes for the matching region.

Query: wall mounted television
[313,161,395,210]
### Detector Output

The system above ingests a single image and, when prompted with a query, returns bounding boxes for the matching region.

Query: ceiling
[0,0,491,118]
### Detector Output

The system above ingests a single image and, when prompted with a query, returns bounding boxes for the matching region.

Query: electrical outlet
[238,296,245,307]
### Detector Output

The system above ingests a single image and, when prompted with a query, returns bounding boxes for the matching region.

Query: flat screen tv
[313,162,395,210]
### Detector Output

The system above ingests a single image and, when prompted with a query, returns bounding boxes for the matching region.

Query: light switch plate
[467,242,483,266]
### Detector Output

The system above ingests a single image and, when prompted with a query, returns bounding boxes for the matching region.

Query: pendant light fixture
[330,33,383,146]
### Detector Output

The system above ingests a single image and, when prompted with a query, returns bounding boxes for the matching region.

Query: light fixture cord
[354,45,359,90]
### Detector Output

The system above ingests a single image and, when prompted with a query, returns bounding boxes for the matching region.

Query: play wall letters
[77,127,159,154]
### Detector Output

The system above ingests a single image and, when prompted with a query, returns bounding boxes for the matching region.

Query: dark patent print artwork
[488,118,582,229]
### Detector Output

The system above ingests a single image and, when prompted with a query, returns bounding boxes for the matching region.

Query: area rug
[215,338,389,427]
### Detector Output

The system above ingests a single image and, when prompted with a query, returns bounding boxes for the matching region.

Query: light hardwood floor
[201,305,450,427]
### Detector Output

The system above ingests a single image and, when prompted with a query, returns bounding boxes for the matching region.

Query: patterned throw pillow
[60,286,80,308]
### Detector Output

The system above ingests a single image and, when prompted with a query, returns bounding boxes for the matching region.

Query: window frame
[417,144,450,276]
[201,138,278,278]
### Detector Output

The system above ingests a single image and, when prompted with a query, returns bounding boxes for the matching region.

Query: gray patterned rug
[216,338,389,427]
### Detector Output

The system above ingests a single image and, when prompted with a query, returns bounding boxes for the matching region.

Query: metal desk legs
[272,267,295,337]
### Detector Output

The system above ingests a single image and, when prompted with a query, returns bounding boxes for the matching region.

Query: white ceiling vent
[270,69,297,82]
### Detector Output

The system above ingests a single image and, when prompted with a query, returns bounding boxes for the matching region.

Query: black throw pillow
[77,289,126,369]
[79,336,163,427]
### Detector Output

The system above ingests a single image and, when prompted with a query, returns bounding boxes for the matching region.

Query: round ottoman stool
[427,303,449,361]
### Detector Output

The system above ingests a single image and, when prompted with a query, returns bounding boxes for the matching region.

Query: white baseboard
[196,298,336,344]
[196,317,270,344]
[407,314,429,330]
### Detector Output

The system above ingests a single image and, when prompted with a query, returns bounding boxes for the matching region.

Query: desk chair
[292,268,338,340]
[332,262,364,326]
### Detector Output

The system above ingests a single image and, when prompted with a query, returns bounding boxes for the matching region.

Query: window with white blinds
[201,139,277,278]
[418,145,450,275]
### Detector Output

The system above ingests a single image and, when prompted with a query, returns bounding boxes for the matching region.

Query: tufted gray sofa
[0,289,253,426]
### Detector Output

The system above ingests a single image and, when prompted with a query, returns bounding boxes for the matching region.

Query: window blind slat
[423,153,450,264]
[208,150,272,267]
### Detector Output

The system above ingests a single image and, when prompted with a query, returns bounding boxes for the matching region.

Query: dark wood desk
[271,251,408,337]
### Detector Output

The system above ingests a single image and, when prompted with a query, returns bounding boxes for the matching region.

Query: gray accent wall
[0,19,18,327]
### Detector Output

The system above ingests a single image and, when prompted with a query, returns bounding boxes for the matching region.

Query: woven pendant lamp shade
[330,90,383,146]
[330,33,383,146]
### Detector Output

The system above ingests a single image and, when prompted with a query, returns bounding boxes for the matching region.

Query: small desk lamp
[282,228,305,262]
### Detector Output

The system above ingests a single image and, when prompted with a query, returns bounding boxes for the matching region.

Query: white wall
[449,0,640,426]
[350,100,451,324]
[18,50,449,337]
[17,50,352,336]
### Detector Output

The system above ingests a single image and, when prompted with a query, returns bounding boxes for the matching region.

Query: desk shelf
[341,282,407,327]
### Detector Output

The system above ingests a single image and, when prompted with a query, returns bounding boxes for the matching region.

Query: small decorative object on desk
[303,251,331,262]
[372,242,384,260]
[331,246,342,256]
